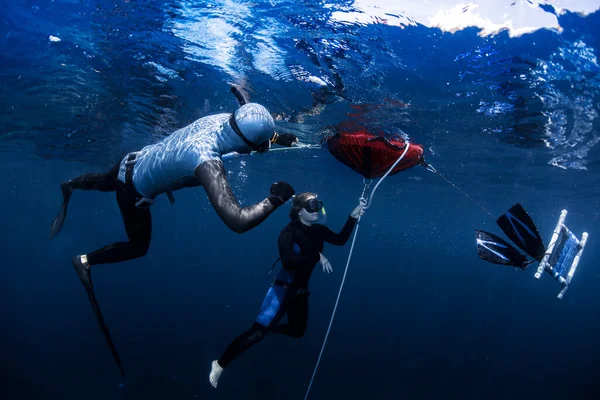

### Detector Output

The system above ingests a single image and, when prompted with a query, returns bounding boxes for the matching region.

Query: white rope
[303,211,363,400]
[303,142,411,399]
[268,144,322,152]
[364,142,410,210]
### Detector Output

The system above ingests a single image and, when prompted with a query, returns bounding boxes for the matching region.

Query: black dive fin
[166,191,175,205]
[475,230,532,269]
[496,203,545,261]
[49,183,73,240]
[86,287,126,377]
[73,257,125,377]
[49,203,68,240]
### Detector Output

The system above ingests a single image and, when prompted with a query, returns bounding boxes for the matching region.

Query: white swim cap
[229,103,275,152]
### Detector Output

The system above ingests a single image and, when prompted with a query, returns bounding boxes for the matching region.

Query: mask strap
[229,113,262,151]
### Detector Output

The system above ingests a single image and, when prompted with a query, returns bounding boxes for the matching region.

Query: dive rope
[304,143,411,400]
[421,161,495,219]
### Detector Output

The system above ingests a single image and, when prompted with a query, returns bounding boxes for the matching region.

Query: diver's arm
[278,230,315,271]
[320,216,358,246]
[194,159,280,234]
[271,132,298,147]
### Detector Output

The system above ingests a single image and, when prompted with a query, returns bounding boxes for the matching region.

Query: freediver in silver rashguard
[48,89,298,376]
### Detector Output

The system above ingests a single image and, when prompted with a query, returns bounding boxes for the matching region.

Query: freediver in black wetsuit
[209,192,366,388]
[51,91,298,287]
[48,88,298,376]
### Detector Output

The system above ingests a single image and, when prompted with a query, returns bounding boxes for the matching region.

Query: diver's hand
[350,198,367,219]
[268,181,295,207]
[319,253,332,274]
[274,133,298,147]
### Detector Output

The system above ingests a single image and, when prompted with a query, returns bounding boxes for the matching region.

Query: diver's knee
[138,246,149,257]
[248,329,267,342]
[131,241,150,257]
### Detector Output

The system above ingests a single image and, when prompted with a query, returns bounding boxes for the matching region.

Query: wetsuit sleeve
[194,159,278,234]
[278,229,316,271]
[319,216,358,246]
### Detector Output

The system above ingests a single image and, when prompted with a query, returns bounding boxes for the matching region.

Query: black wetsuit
[51,101,294,377]
[51,102,295,268]
[66,157,283,266]
[217,216,357,368]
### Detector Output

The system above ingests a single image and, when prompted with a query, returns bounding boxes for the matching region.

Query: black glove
[274,133,298,147]
[268,181,295,207]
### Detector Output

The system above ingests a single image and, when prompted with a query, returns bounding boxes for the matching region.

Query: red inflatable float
[326,131,424,179]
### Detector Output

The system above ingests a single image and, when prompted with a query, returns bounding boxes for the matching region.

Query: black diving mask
[303,198,323,213]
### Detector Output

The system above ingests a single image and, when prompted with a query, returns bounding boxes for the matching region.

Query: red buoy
[326,131,424,179]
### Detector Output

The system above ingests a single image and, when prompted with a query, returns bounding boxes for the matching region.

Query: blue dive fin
[496,203,545,261]
[476,230,532,269]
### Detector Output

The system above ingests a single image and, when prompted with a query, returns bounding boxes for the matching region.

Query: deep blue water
[1,1,600,399]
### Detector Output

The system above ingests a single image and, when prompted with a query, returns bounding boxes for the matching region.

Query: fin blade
[75,255,125,377]
[496,203,545,261]
[166,191,175,205]
[476,230,530,269]
[49,185,72,240]
[85,287,126,377]
[49,202,68,240]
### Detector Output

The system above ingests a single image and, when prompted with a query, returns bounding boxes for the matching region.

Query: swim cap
[229,103,275,153]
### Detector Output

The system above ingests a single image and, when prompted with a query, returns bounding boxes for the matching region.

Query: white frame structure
[534,209,588,299]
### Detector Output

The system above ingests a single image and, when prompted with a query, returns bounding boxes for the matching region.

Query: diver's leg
[72,181,151,288]
[210,284,291,388]
[67,161,120,191]
[50,162,121,239]
[210,323,270,388]
[272,291,309,338]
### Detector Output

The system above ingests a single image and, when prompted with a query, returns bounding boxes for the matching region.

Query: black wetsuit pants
[218,290,309,368]
[68,161,151,266]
